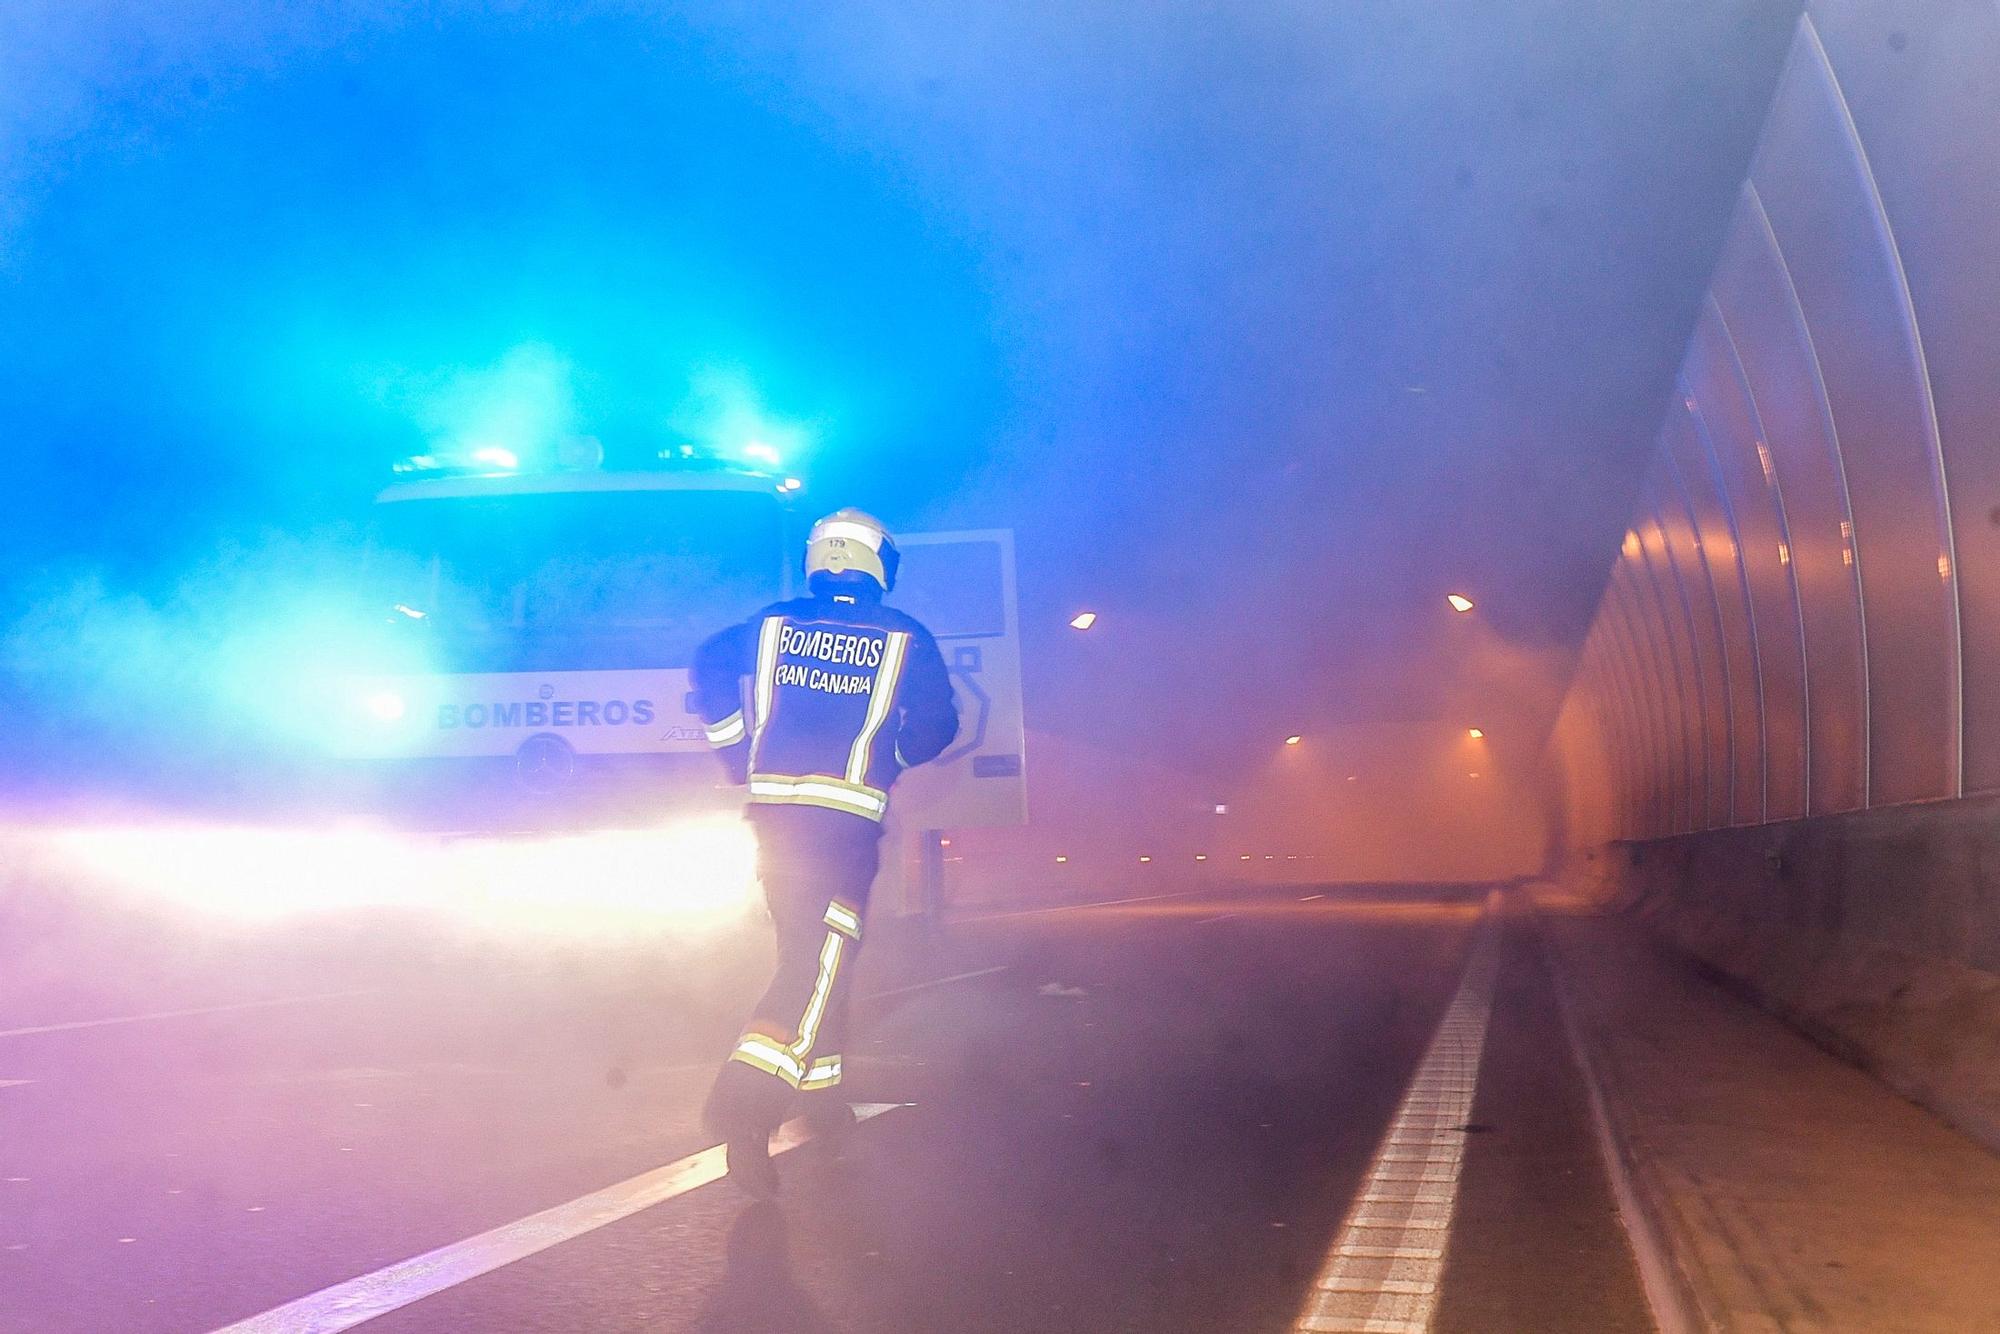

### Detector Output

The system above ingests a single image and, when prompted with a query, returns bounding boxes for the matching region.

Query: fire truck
[338,443,1024,905]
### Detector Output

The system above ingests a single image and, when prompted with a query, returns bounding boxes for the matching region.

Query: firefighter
[692,508,959,1197]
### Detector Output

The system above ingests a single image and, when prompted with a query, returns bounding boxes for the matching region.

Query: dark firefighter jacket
[691,590,958,821]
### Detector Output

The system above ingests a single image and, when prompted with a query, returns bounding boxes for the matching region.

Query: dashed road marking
[0,1080,32,1090]
[206,1103,906,1334]
[1294,910,1501,1334]
[868,965,1009,1001]
[1300,894,1327,902]
[0,990,375,1041]
[1194,913,1242,925]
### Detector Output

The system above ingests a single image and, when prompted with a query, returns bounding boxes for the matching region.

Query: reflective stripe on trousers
[728,898,863,1090]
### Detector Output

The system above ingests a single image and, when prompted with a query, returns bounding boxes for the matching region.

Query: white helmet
[804,509,899,591]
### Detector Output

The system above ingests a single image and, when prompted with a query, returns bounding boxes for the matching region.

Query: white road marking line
[1318,1278,1436,1295]
[1300,894,1327,901]
[1194,912,1242,925]
[0,1080,32,1090]
[0,989,376,1041]
[1334,1246,1443,1262]
[1294,912,1501,1334]
[867,965,1009,1001]
[208,1103,906,1334]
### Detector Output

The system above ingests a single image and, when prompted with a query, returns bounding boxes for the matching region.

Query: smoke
[0,815,776,1052]
[666,364,817,462]
[0,526,414,797]
[370,341,584,466]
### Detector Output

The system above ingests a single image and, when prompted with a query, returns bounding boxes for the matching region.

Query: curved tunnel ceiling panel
[1556,7,2000,845]
[1713,186,1870,815]
[1597,573,1653,836]
[1653,446,1738,830]
[1689,298,1812,821]
[1664,399,1767,827]
[1809,4,2000,795]
[1635,479,1708,830]
[1612,554,1686,835]
[1751,17,1959,803]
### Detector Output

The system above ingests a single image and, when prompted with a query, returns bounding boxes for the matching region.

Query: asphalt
[0,882,1652,1333]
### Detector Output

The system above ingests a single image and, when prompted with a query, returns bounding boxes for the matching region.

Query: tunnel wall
[1549,3,2000,1144]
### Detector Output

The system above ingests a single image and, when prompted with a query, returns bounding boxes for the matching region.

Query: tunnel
[5,2,2000,1332]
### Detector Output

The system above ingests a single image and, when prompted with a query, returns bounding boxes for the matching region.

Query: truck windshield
[371,486,787,672]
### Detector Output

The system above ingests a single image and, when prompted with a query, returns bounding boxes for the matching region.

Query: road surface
[0,882,1651,1332]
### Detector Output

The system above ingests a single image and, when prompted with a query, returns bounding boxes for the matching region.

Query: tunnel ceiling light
[1055,855,1068,864]
[1446,593,1475,613]
[1468,727,1484,739]
[1284,735,1302,746]
[1069,611,1098,630]
[1195,854,1208,861]
[1139,855,1152,863]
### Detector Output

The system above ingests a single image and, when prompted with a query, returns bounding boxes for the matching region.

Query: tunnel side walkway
[1536,888,2000,1334]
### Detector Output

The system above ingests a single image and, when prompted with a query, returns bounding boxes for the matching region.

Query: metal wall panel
[1615,551,1688,834]
[1664,401,1766,825]
[1566,639,1614,841]
[1655,446,1737,828]
[1553,4,1998,847]
[1750,18,1959,803]
[1688,301,1811,819]
[1604,562,1663,834]
[1591,651,1633,842]
[1593,579,1643,837]
[1559,665,1618,845]
[1589,612,1646,839]
[1582,647,1631,841]
[1601,608,1654,837]
[1808,1,2000,794]
[1635,482,1709,827]
[1606,570,1671,835]
[1712,188,1870,813]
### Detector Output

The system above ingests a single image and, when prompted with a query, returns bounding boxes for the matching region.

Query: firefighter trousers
[706,803,882,1136]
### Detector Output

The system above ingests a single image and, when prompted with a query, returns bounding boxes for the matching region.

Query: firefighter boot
[723,1128,779,1200]
[705,1063,784,1200]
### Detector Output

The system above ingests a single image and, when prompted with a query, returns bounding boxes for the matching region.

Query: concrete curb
[1529,897,1704,1334]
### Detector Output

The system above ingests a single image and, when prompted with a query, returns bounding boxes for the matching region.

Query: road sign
[885,529,1028,830]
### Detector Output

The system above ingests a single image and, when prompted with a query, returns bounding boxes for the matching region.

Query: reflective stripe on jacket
[692,594,958,821]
